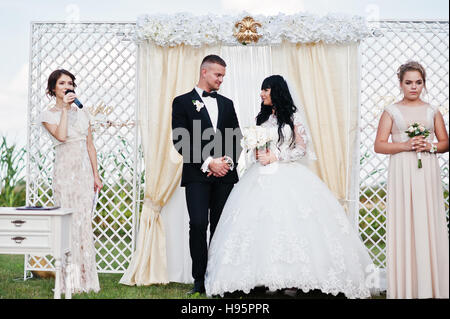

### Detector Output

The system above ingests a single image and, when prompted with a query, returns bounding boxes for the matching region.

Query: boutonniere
[192,100,204,112]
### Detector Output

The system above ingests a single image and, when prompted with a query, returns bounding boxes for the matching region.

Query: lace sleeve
[39,110,58,125]
[274,113,309,163]
[274,125,307,162]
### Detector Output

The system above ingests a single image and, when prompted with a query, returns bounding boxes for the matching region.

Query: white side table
[0,207,72,299]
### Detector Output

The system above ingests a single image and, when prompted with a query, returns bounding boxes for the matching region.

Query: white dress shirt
[195,87,218,173]
[194,87,235,174]
[195,86,218,132]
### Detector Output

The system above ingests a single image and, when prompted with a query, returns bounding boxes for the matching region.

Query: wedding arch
[26,15,448,288]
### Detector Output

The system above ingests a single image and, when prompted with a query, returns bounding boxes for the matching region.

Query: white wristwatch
[429,143,437,153]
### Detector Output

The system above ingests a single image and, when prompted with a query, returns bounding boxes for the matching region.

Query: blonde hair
[397,61,427,87]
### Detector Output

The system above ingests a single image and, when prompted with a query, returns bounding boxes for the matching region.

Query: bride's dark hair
[256,75,297,146]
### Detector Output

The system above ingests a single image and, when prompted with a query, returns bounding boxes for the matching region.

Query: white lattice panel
[26,22,139,274]
[359,21,449,268]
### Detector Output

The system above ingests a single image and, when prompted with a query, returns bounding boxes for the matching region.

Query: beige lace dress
[40,106,100,294]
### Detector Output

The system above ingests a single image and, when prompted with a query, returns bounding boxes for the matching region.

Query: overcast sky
[0,0,448,146]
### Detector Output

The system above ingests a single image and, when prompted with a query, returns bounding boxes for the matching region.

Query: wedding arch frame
[25,19,448,277]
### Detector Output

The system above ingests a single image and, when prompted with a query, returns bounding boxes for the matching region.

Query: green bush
[0,137,26,207]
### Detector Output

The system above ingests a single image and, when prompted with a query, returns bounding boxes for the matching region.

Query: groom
[171,55,242,294]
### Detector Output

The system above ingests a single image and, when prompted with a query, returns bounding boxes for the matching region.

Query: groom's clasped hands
[207,156,230,177]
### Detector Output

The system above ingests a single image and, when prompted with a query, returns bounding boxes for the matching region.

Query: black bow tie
[202,91,218,98]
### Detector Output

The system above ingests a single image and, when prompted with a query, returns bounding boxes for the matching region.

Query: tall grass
[0,137,26,207]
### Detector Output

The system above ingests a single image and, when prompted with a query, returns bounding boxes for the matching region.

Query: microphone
[65,89,83,109]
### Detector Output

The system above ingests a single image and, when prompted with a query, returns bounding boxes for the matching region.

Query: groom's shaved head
[198,55,226,92]
[200,55,227,70]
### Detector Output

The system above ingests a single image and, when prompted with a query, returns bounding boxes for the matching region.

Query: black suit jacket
[172,89,242,186]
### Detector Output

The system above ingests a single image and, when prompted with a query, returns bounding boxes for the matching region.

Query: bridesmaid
[40,69,102,294]
[374,61,449,299]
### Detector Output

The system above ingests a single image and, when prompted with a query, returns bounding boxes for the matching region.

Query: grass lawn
[0,254,386,299]
[0,254,202,299]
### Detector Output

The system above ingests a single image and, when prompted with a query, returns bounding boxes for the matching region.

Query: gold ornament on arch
[234,16,262,45]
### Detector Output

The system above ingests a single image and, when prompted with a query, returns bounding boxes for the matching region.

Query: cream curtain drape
[219,46,273,128]
[119,43,220,285]
[271,42,361,220]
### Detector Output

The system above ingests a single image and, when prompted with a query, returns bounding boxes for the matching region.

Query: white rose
[242,127,257,149]
[256,127,268,147]
[246,135,257,149]
[408,127,415,133]
[419,126,425,132]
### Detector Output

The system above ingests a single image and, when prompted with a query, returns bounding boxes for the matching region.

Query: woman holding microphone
[40,69,102,294]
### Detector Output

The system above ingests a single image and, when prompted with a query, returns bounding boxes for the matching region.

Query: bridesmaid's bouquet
[241,126,277,152]
[405,122,430,169]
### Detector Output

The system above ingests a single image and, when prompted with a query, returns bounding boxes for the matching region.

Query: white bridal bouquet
[237,126,278,177]
[241,126,278,152]
[405,122,430,169]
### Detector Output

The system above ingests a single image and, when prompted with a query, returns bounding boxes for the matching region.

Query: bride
[204,75,377,299]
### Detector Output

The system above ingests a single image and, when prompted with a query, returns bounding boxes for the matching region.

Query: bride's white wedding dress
[204,112,375,299]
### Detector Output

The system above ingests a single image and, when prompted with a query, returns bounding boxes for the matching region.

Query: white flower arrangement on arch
[135,12,373,47]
